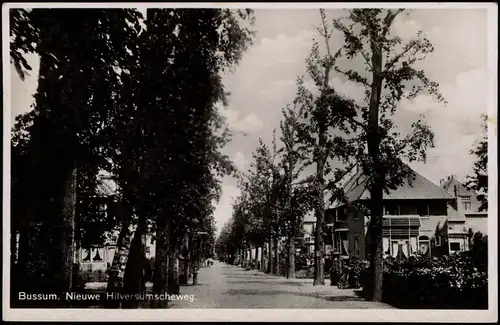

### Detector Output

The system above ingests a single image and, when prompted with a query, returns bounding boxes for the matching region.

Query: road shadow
[226,280,304,287]
[180,283,208,287]
[224,288,367,303]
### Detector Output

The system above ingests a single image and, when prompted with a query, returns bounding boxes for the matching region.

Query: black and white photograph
[3,2,497,322]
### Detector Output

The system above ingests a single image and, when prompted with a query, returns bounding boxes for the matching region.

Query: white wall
[466,216,488,235]
[303,223,313,234]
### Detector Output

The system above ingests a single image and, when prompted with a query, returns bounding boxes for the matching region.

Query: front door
[419,241,430,256]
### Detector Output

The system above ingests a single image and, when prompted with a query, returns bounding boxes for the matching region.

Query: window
[81,248,105,263]
[450,242,461,252]
[400,203,418,215]
[435,236,441,246]
[429,202,447,215]
[92,248,104,262]
[417,202,430,216]
[384,202,399,215]
[391,240,399,257]
[336,208,347,222]
[354,234,360,257]
[461,196,472,211]
[335,231,348,255]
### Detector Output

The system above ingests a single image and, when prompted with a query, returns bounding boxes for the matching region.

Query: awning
[383,216,420,237]
[383,216,421,227]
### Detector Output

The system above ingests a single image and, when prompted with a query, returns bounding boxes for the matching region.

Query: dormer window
[336,207,348,222]
[461,195,472,211]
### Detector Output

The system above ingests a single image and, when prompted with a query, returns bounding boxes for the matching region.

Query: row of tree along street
[215,8,488,302]
[10,8,255,308]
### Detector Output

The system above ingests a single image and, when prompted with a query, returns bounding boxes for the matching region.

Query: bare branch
[334,66,370,87]
[383,40,418,72]
[382,9,404,37]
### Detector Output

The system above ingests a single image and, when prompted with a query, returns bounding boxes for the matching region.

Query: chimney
[454,184,462,215]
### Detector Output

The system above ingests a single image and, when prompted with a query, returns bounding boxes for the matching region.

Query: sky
[9,8,491,236]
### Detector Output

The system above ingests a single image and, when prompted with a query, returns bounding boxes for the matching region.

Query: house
[74,173,156,272]
[440,175,488,236]
[76,232,156,272]
[328,164,465,260]
[300,211,316,254]
[297,210,336,256]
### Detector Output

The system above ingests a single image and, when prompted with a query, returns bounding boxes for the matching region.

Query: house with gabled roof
[327,164,466,260]
[440,175,488,236]
[74,172,156,272]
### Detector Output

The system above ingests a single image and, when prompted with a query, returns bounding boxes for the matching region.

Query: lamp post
[192,231,208,285]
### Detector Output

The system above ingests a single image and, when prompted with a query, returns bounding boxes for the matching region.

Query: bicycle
[337,264,351,289]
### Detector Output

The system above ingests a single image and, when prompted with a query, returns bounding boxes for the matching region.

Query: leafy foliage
[323,8,446,300]
[466,114,488,211]
[360,252,488,309]
[11,8,255,299]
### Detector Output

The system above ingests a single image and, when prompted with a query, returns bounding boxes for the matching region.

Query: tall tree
[278,104,315,278]
[331,9,445,301]
[466,114,488,212]
[131,8,254,306]
[10,9,143,301]
[294,9,357,285]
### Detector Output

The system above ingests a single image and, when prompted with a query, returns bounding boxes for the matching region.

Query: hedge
[360,252,488,309]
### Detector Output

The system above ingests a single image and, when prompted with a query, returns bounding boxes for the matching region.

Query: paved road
[169,261,394,309]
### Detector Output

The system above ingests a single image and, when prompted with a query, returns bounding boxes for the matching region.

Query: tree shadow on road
[224,288,368,303]
[226,280,304,287]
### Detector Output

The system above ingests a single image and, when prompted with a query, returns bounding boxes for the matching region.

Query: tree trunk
[365,38,385,302]
[287,235,296,279]
[152,216,171,308]
[168,238,180,295]
[268,239,274,274]
[122,220,146,308]
[255,245,259,270]
[260,245,265,272]
[105,204,136,308]
[274,235,279,276]
[57,164,77,295]
[249,244,253,268]
[11,227,18,271]
[10,223,19,305]
[181,232,190,285]
[314,156,326,285]
[14,55,54,301]
[12,226,29,306]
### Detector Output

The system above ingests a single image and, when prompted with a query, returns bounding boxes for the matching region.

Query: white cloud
[213,182,241,235]
[254,30,316,68]
[330,76,366,105]
[392,15,424,40]
[399,68,487,184]
[232,151,249,173]
[220,107,264,133]
[10,54,40,123]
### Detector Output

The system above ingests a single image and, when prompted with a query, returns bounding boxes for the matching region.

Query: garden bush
[296,265,315,279]
[72,263,86,292]
[360,253,488,309]
[336,258,369,289]
[330,258,342,286]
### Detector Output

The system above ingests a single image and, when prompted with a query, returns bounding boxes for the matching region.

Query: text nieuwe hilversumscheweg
[18,292,196,303]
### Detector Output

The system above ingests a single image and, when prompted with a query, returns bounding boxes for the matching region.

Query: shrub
[295,252,308,270]
[72,263,86,292]
[296,265,315,279]
[360,252,488,309]
[330,258,342,286]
